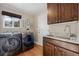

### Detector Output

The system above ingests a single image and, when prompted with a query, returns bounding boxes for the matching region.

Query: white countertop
[44,35,79,45]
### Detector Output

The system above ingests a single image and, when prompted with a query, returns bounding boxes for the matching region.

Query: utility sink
[45,35,79,45]
[47,35,70,40]
[55,36,70,39]
[47,34,76,41]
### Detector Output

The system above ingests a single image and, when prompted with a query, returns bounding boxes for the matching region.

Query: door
[43,42,52,56]
[72,3,78,20]
[43,38,55,56]
[60,3,73,22]
[47,3,59,24]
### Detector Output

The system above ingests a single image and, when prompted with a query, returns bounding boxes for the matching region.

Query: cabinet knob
[56,20,58,22]
[59,20,61,22]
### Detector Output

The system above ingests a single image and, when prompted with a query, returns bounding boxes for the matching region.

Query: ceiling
[1,3,47,15]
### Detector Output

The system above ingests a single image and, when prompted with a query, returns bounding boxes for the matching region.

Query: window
[3,15,21,28]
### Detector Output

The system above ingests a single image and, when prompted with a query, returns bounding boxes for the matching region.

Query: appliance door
[23,34,34,47]
[0,34,22,56]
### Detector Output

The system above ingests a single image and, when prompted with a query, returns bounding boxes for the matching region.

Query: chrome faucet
[64,25,71,39]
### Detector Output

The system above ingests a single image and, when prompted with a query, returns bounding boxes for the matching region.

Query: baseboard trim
[34,41,43,46]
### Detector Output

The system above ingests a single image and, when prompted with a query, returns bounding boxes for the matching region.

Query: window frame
[3,15,21,28]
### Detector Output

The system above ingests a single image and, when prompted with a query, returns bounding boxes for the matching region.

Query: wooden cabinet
[43,39,54,56]
[47,3,59,24]
[47,3,78,24]
[43,37,79,56]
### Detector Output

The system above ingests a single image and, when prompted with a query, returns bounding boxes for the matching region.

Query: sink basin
[56,36,70,39]
[47,35,70,39]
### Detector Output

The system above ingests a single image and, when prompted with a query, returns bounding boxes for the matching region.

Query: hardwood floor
[17,44,43,56]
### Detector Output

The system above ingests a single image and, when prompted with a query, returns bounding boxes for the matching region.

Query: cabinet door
[55,46,64,56]
[43,42,52,56]
[60,3,73,22]
[72,3,78,20]
[55,46,79,56]
[47,3,59,24]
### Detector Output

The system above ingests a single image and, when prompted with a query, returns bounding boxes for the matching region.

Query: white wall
[77,21,79,41]
[0,4,35,33]
[77,4,79,41]
[34,11,49,46]
[49,21,78,40]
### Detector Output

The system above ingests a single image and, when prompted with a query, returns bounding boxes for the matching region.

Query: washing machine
[0,33,22,56]
[22,33,34,51]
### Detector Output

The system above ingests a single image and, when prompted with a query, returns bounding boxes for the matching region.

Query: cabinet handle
[46,42,49,45]
[58,20,60,22]
[56,20,58,22]
[55,47,56,49]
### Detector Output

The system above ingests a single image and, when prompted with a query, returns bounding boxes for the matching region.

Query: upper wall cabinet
[47,3,59,24]
[47,3,78,24]
[60,3,78,22]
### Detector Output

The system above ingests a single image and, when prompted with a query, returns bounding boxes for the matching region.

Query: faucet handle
[70,34,76,37]
[70,34,76,40]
